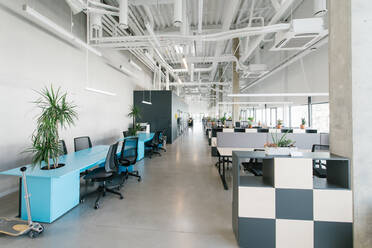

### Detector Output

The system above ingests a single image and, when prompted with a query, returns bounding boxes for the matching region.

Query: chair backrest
[312,144,330,152]
[281,129,293,133]
[58,140,68,155]
[123,131,130,138]
[306,129,318,133]
[257,128,269,133]
[120,137,138,164]
[104,142,119,173]
[74,136,92,152]
[153,131,162,145]
[235,122,241,128]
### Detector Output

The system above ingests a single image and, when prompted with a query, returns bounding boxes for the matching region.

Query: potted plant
[276,119,283,129]
[264,132,296,156]
[127,105,141,136]
[26,86,77,170]
[300,118,306,129]
[220,115,226,126]
[248,117,254,128]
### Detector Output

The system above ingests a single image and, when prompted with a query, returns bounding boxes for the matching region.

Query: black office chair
[159,130,167,152]
[234,128,245,133]
[242,149,265,176]
[74,136,92,152]
[257,128,269,133]
[123,131,130,138]
[58,140,68,155]
[83,142,123,209]
[312,144,329,178]
[145,131,162,158]
[118,137,141,182]
[306,129,318,133]
[235,122,241,128]
[281,128,293,133]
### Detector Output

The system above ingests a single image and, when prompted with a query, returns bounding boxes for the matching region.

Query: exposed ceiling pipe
[65,0,85,14]
[241,35,328,92]
[169,82,230,87]
[118,0,128,29]
[239,0,296,64]
[142,5,154,27]
[197,0,203,34]
[173,0,183,27]
[313,0,327,17]
[209,0,240,81]
[174,67,213,73]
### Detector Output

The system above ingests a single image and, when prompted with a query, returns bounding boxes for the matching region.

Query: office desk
[118,132,154,161]
[217,147,254,190]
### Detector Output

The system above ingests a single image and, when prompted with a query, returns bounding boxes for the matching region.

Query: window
[270,108,277,127]
[312,103,329,133]
[291,105,308,128]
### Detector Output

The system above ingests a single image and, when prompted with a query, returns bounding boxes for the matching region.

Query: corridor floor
[0,123,237,248]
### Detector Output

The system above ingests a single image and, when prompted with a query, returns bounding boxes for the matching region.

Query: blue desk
[0,133,154,223]
[0,146,113,223]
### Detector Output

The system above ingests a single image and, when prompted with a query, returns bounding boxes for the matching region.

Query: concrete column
[329,1,372,247]
[232,37,240,123]
[218,67,223,117]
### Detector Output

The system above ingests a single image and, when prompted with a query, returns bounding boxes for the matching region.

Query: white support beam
[270,0,281,12]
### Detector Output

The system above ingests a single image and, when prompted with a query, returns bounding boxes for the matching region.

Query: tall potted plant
[127,105,141,135]
[26,86,77,170]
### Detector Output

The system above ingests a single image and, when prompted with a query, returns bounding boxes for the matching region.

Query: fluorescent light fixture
[218,101,293,105]
[129,59,143,71]
[182,57,188,70]
[85,87,116,96]
[23,5,102,57]
[141,100,152,105]
[228,93,329,97]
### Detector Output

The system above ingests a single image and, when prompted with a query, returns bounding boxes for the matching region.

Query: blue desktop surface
[0,145,110,178]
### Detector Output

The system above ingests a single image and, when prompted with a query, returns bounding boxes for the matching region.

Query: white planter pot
[265,147,297,156]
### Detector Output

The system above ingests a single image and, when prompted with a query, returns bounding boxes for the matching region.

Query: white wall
[0,1,152,196]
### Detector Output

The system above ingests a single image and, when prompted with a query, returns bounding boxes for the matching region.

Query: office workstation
[0,0,371,247]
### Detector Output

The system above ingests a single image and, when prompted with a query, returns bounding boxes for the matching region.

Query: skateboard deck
[0,217,29,236]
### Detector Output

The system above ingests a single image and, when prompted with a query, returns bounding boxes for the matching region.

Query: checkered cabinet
[232,153,353,248]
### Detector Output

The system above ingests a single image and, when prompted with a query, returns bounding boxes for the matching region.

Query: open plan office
[0,0,371,247]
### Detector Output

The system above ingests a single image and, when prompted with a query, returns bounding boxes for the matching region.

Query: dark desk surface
[232,151,349,161]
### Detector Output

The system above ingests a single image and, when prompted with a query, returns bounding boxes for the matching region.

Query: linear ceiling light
[218,102,293,105]
[85,87,116,96]
[23,5,102,57]
[173,0,183,27]
[227,93,329,97]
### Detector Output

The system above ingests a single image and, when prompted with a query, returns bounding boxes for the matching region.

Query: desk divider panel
[217,132,267,148]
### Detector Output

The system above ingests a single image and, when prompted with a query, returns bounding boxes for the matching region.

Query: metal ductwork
[173,0,183,27]
[65,0,85,15]
[119,0,128,29]
[313,0,327,17]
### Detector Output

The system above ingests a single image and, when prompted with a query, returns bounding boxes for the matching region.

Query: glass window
[312,103,329,133]
[270,108,277,127]
[277,107,284,126]
[291,105,308,128]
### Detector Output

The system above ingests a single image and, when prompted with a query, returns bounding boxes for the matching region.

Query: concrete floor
[0,123,237,248]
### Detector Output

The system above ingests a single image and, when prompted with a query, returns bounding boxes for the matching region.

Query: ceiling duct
[173,0,183,27]
[65,0,85,15]
[119,0,128,29]
[242,64,269,79]
[271,18,326,51]
[313,0,328,17]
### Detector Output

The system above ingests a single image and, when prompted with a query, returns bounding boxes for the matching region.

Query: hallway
[0,123,237,248]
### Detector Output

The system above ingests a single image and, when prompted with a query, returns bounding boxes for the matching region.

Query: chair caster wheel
[138,177,142,182]
[120,195,124,200]
[80,198,85,203]
[28,230,39,239]
[94,203,100,209]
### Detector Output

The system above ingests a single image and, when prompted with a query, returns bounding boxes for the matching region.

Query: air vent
[271,18,326,51]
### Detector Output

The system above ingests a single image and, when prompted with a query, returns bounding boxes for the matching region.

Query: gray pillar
[329,1,372,247]
[232,38,240,123]
[307,96,312,127]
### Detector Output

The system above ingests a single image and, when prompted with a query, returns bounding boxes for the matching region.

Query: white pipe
[169,82,230,86]
[198,0,203,34]
[173,0,183,27]
[119,0,128,29]
[190,64,194,81]
[23,5,102,57]
[166,71,170,90]
[218,102,293,105]
[228,93,329,97]
[174,67,212,73]
[240,0,296,63]
[314,0,328,17]
[142,5,154,27]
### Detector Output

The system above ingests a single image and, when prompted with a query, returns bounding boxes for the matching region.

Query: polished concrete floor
[0,123,237,248]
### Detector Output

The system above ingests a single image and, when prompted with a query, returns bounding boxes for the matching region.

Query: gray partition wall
[133,90,188,144]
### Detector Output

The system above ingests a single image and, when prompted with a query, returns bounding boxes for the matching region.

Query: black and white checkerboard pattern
[237,158,353,248]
